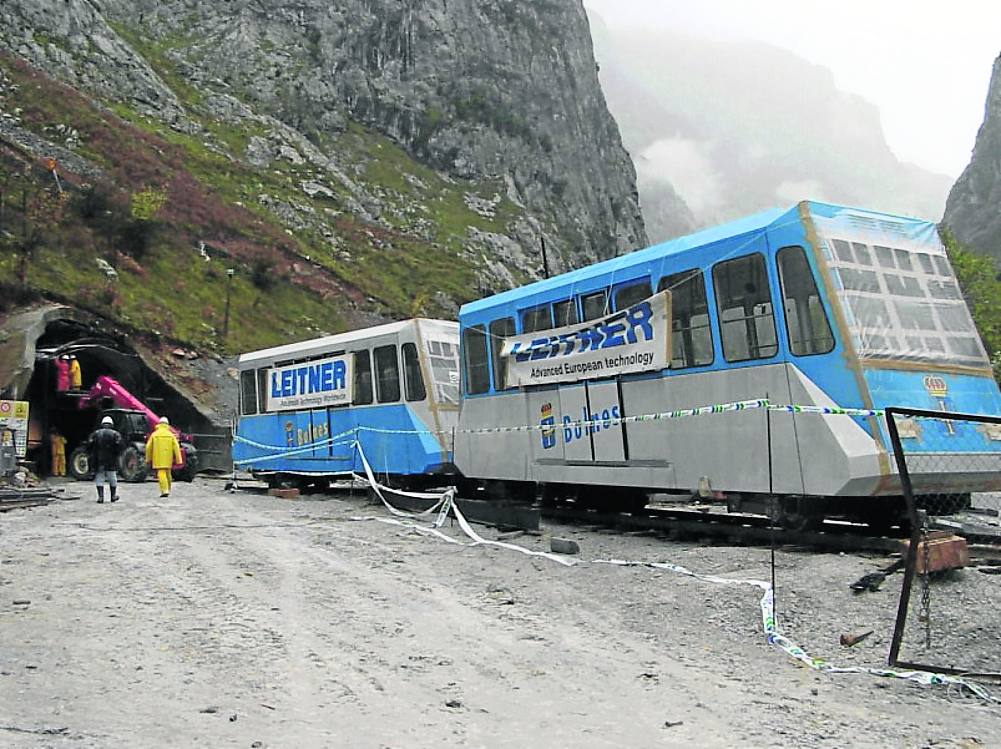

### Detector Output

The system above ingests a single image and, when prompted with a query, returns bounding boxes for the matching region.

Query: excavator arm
[78,376,191,442]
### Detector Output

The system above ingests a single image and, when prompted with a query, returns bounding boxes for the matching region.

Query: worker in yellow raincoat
[49,428,67,477]
[68,355,83,390]
[145,417,182,498]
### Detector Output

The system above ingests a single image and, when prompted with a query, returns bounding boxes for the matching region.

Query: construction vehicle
[67,376,198,483]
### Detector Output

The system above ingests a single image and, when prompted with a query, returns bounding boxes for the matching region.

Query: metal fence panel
[886,407,1001,678]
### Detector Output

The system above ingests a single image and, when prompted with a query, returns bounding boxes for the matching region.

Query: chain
[919,512,932,649]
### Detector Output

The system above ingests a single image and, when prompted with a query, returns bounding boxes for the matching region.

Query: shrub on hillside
[250,256,277,291]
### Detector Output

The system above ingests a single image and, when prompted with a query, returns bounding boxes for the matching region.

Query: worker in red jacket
[54,356,70,392]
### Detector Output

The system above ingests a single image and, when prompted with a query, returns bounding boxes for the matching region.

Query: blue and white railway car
[234,319,460,487]
[455,201,1001,524]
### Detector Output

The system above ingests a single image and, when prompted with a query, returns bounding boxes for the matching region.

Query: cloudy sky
[584,0,1001,178]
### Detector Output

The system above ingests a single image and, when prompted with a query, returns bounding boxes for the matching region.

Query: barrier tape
[233,398,885,456]
[342,442,995,702]
[597,560,994,701]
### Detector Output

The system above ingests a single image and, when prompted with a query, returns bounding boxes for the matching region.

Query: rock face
[0,0,646,282]
[944,55,1001,258]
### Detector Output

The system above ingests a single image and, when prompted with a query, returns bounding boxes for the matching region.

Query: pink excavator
[68,375,197,482]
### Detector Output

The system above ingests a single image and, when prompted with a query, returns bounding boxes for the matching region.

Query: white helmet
[159,416,170,425]
[101,416,114,426]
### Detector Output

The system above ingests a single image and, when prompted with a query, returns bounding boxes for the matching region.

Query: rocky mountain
[588,13,953,242]
[0,0,645,352]
[944,54,1001,260]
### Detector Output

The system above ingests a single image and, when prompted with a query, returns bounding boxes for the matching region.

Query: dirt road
[1,479,998,748]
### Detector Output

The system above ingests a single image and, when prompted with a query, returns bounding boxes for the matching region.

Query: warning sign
[0,400,30,457]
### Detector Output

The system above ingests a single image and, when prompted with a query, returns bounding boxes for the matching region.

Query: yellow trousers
[52,454,65,477]
[156,468,172,496]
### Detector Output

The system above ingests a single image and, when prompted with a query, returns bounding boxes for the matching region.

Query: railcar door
[586,379,626,462]
[556,379,627,463]
[558,383,593,461]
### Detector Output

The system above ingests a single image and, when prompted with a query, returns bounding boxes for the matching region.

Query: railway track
[240,479,1001,555]
[539,503,911,553]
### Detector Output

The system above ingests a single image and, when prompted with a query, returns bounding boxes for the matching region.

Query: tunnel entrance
[5,307,231,478]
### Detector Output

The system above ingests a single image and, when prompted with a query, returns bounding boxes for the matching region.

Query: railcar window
[832,239,855,263]
[936,304,975,333]
[874,245,896,268]
[777,246,835,356]
[658,270,713,368]
[948,338,984,359]
[928,280,962,300]
[884,274,924,298]
[353,350,373,405]
[613,279,652,311]
[374,345,401,403]
[894,300,936,331]
[462,325,490,395]
[240,370,258,415]
[847,296,891,328]
[520,305,552,333]
[552,299,579,327]
[488,317,516,391]
[712,254,778,362]
[851,242,873,265]
[916,253,935,274]
[424,338,460,405]
[933,256,951,276]
[402,343,426,402]
[581,290,609,321]
[893,249,913,271]
[257,369,270,413]
[837,268,881,294]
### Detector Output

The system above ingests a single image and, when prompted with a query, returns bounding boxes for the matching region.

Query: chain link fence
[886,407,1001,678]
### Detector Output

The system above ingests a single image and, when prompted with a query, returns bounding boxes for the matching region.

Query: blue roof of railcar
[460,200,936,318]
[461,204,790,317]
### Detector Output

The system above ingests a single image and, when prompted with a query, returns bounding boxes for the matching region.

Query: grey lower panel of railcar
[456,364,894,496]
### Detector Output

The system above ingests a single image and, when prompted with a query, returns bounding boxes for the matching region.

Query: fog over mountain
[589,12,954,243]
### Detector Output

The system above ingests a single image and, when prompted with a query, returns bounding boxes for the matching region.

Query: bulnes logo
[540,403,556,450]
[923,375,947,399]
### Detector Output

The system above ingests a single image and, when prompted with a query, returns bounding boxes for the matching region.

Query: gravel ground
[1,478,999,748]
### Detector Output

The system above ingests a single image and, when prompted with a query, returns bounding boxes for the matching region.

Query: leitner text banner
[265,355,353,411]
[501,291,671,387]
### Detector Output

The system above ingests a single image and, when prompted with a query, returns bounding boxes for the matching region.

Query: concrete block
[268,487,300,499]
[550,537,580,555]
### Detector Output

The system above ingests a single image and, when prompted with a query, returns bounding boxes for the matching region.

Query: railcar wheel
[779,498,824,532]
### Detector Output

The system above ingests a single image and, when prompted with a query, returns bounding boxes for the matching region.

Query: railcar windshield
[814,214,989,369]
[421,321,461,406]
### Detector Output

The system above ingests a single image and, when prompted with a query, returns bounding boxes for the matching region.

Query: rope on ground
[347,442,996,703]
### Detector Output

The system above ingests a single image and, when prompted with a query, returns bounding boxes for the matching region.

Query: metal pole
[885,407,922,666]
[766,393,777,624]
[540,236,550,279]
[222,268,235,349]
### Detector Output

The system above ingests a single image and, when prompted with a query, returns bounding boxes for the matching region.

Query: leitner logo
[271,360,348,399]
[510,300,655,363]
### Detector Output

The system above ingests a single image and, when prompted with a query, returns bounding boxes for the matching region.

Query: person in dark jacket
[87,415,124,503]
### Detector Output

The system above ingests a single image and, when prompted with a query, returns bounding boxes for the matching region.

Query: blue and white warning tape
[344,440,995,703]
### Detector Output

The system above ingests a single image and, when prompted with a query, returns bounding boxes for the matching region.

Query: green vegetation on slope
[0,32,532,353]
[942,228,1001,381]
